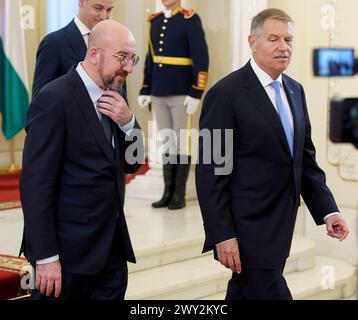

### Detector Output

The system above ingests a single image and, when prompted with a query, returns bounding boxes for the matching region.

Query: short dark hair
[251,8,293,36]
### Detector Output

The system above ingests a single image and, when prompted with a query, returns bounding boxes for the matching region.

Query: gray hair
[250,8,293,36]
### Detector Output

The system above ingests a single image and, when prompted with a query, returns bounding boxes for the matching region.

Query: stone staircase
[126,234,357,300]
[0,199,355,300]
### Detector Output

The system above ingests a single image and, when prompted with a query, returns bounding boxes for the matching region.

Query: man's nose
[99,11,107,21]
[123,63,134,74]
[278,39,289,50]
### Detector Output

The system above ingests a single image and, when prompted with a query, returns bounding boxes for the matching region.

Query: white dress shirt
[250,58,294,133]
[74,16,91,47]
[163,8,172,18]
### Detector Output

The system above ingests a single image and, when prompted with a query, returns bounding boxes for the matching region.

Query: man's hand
[137,95,151,108]
[184,96,200,114]
[35,260,62,298]
[97,90,133,126]
[216,238,241,274]
[325,214,349,241]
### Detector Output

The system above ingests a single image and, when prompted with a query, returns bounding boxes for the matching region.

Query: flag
[0,0,29,140]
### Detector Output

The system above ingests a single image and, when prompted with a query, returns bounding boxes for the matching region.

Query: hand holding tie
[97,89,133,126]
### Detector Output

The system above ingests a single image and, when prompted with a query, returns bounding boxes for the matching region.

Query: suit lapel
[64,20,87,62]
[243,63,292,157]
[283,76,304,161]
[66,68,117,166]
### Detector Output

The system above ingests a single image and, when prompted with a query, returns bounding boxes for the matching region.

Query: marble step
[286,255,356,299]
[201,256,357,300]
[128,234,316,274]
[126,255,230,300]
[128,235,206,273]
[285,235,316,273]
[126,253,349,300]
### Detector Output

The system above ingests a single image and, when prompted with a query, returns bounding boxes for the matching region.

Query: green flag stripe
[0,37,29,140]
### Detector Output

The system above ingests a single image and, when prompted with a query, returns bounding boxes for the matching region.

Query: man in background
[31,0,121,99]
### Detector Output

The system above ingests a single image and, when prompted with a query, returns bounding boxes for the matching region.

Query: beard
[101,71,127,91]
[98,60,128,90]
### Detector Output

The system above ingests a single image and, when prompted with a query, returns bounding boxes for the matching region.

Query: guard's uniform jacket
[140,6,209,99]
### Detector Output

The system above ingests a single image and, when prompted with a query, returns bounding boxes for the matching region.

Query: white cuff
[37,255,59,265]
[216,238,236,246]
[323,212,340,221]
[119,114,135,135]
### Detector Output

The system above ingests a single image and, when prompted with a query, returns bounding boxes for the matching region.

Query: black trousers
[31,262,128,300]
[225,264,293,300]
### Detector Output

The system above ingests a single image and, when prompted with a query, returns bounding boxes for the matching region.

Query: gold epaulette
[148,12,162,21]
[180,9,196,19]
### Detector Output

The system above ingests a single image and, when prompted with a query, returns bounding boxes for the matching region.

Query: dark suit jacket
[20,67,143,275]
[32,20,127,101]
[196,62,339,268]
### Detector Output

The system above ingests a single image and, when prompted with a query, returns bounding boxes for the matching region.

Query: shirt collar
[76,63,103,104]
[250,58,283,88]
[162,5,181,18]
[74,16,91,37]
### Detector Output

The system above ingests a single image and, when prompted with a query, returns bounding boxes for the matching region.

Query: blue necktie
[270,81,294,156]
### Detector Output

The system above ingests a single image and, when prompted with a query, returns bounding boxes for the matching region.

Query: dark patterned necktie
[101,114,112,146]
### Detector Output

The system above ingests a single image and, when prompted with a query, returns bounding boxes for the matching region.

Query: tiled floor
[0,207,24,256]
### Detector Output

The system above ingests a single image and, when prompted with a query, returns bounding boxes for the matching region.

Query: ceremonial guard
[138,0,209,210]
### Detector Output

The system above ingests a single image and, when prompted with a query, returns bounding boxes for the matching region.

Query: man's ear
[248,34,256,52]
[89,47,100,65]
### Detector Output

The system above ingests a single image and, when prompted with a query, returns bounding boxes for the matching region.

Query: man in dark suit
[20,20,143,300]
[32,0,117,100]
[196,8,349,300]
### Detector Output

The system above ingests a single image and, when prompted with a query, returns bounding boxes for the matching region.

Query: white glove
[184,96,201,114]
[137,95,151,108]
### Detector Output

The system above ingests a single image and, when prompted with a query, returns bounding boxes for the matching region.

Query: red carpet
[125,160,149,183]
[0,254,31,300]
[0,170,21,211]
[0,161,149,211]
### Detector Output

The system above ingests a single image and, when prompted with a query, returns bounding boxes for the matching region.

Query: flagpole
[8,138,19,172]
[0,0,29,175]
[0,138,20,173]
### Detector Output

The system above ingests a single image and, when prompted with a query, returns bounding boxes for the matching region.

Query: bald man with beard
[20,20,143,300]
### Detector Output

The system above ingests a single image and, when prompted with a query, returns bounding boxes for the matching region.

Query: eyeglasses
[112,52,140,67]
